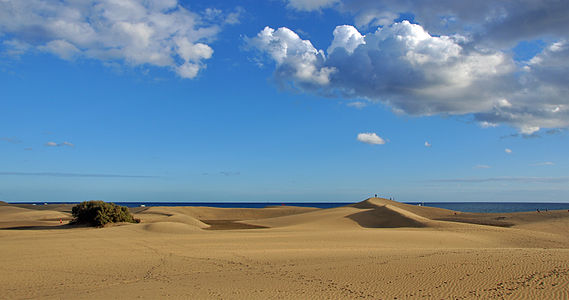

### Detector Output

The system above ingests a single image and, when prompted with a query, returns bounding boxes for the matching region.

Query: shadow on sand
[0,223,87,230]
[346,205,426,228]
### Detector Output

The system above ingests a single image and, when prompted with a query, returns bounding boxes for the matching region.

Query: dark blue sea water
[406,202,569,213]
[117,202,353,209]
[12,201,569,213]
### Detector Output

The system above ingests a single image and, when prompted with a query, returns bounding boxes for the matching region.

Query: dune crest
[245,198,451,229]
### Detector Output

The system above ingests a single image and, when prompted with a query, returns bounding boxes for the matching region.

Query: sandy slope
[1,198,568,299]
[0,204,70,229]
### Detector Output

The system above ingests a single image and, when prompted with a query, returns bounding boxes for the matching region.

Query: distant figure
[545,208,548,212]
[375,194,377,198]
[537,209,540,213]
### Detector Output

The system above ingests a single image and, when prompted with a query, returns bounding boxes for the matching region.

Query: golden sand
[1,198,568,299]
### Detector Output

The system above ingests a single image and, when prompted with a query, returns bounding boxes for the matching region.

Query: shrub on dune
[71,200,140,227]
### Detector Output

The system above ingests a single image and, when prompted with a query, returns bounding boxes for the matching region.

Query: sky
[0,0,568,203]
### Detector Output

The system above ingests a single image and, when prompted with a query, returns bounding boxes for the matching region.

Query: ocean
[13,201,569,213]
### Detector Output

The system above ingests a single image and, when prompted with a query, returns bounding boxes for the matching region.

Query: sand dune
[138,205,318,221]
[144,221,206,234]
[243,197,472,230]
[1,198,568,299]
[0,204,70,229]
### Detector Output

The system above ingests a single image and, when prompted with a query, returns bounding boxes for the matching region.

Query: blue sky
[1,0,568,203]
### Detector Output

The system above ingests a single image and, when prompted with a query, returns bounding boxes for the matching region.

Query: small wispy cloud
[479,121,498,128]
[473,164,491,169]
[357,132,386,145]
[543,128,564,135]
[500,133,541,139]
[427,176,569,184]
[530,161,554,166]
[505,148,512,154]
[45,141,74,147]
[0,137,22,144]
[424,141,432,147]
[202,171,241,176]
[220,171,241,176]
[0,172,158,178]
[346,101,367,109]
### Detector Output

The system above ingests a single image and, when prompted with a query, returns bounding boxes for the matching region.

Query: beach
[1,198,568,299]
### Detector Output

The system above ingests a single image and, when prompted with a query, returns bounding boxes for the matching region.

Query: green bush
[71,200,140,227]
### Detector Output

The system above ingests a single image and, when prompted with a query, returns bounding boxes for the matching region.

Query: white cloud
[250,22,512,114]
[346,101,367,109]
[249,21,569,133]
[39,40,80,60]
[45,141,74,147]
[479,121,498,128]
[504,148,512,154]
[327,25,365,55]
[61,141,75,147]
[424,141,431,147]
[475,40,569,133]
[0,0,240,79]
[246,26,335,86]
[354,10,398,28]
[530,162,554,166]
[289,0,569,47]
[473,164,491,169]
[2,39,30,56]
[357,132,385,145]
[286,0,339,11]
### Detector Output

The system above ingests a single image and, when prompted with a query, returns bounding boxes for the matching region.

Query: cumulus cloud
[246,26,335,87]
[505,148,512,154]
[327,25,366,55]
[248,21,569,133]
[0,0,240,79]
[288,0,569,47]
[475,40,569,133]
[357,132,385,145]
